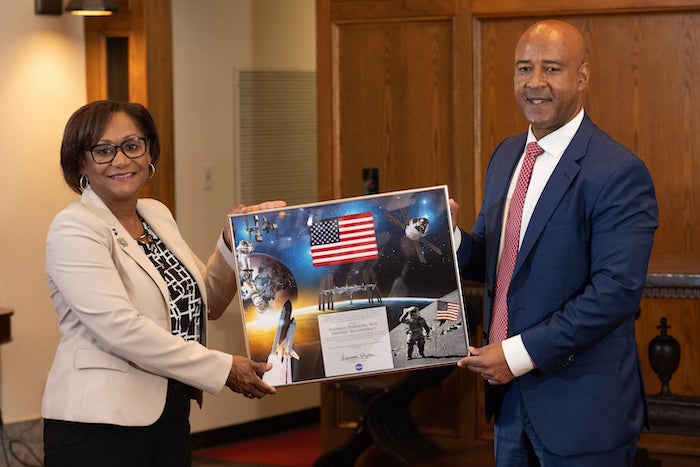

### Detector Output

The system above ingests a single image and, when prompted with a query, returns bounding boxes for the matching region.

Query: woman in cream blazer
[42,100,279,467]
[44,187,236,424]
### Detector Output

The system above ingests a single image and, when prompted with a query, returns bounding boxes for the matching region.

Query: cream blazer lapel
[80,189,173,320]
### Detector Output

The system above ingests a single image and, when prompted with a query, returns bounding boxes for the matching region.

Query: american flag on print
[309,212,379,267]
[436,300,460,322]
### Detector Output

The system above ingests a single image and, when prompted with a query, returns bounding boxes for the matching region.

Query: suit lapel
[80,189,171,311]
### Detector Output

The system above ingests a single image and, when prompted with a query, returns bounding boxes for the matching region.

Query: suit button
[556,354,575,369]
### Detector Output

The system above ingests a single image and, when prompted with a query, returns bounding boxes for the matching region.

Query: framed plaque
[228,186,469,386]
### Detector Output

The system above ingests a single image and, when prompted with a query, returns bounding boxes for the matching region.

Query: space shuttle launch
[262,300,299,385]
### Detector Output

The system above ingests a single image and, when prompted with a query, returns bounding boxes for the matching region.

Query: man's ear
[578,61,590,90]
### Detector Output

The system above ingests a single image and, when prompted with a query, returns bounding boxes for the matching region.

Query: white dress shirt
[463,109,585,376]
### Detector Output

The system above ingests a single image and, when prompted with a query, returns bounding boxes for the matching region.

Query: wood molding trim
[84,0,175,212]
[471,0,700,16]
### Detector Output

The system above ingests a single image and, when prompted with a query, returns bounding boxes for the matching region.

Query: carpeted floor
[192,423,700,467]
[193,424,321,467]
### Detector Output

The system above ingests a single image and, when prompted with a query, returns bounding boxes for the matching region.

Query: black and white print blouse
[138,218,202,342]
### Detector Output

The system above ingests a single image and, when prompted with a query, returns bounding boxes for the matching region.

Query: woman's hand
[223,200,287,249]
[226,355,277,399]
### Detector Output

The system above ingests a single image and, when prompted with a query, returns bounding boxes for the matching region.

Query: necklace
[136,217,153,245]
[137,231,152,245]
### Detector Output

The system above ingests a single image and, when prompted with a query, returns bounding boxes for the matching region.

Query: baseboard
[190,407,320,450]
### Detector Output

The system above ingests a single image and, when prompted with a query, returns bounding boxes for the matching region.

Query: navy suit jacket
[457,114,658,456]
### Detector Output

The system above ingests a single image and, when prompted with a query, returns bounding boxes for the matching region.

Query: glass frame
[228,185,470,386]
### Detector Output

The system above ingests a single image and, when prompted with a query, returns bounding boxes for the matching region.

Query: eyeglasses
[88,137,148,164]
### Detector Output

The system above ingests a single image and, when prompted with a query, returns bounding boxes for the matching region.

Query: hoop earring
[79,175,89,191]
[148,163,156,179]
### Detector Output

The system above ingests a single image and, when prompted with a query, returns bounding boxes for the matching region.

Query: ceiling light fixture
[65,0,118,16]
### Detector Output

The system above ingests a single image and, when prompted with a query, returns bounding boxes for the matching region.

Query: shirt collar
[526,109,585,159]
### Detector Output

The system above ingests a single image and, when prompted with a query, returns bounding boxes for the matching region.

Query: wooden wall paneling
[143,0,174,212]
[581,14,700,256]
[454,9,476,227]
[316,0,333,202]
[472,18,530,213]
[328,0,461,22]
[471,0,700,16]
[84,0,175,211]
[334,19,455,195]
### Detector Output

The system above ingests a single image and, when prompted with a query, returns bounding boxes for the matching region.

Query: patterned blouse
[137,218,202,342]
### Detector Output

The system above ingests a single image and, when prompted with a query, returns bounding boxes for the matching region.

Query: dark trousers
[44,380,192,467]
[494,381,637,466]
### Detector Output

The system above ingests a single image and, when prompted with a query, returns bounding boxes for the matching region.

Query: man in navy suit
[455,20,658,465]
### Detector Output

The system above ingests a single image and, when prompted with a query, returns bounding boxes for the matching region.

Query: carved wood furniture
[643,256,700,438]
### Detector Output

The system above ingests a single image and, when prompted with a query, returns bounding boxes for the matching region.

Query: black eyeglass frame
[88,137,148,165]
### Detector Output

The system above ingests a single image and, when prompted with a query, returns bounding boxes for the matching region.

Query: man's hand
[457,344,515,385]
[226,355,277,399]
[448,198,459,231]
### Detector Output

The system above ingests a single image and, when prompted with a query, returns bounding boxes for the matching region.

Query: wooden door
[317,0,474,217]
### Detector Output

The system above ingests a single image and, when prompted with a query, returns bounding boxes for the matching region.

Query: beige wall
[0,3,85,423]
[172,0,319,433]
[0,0,318,431]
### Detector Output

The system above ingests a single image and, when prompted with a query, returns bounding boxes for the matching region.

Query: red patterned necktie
[490,141,544,343]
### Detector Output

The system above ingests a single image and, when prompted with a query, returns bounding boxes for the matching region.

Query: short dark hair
[60,100,160,194]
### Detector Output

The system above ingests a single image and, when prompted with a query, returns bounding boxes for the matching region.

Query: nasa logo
[355,363,363,371]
